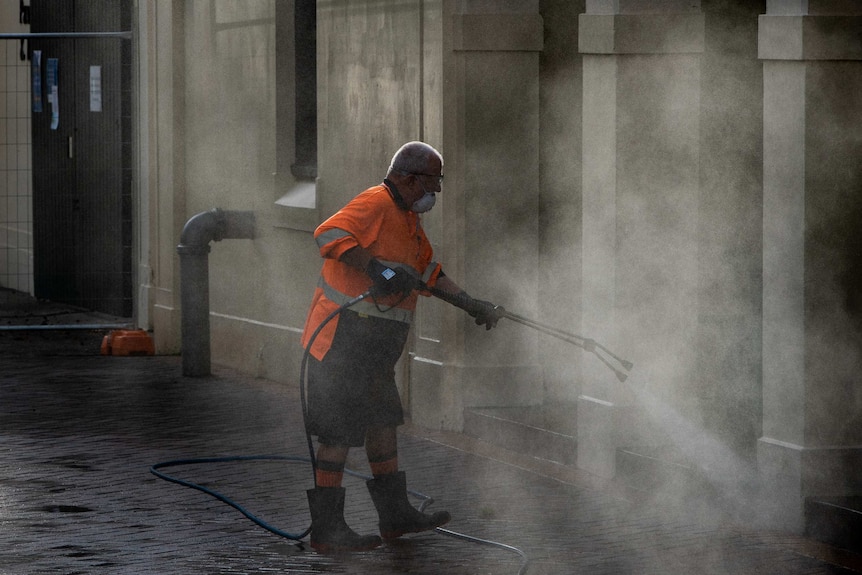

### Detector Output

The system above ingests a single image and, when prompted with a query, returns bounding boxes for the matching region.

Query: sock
[315,459,345,488]
[369,452,399,477]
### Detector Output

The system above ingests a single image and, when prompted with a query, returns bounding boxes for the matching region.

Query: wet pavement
[1,293,862,574]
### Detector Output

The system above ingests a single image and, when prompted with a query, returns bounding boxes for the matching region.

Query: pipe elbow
[180,208,225,248]
[177,208,256,256]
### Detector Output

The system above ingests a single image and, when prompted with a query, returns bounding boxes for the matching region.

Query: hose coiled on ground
[151,287,530,573]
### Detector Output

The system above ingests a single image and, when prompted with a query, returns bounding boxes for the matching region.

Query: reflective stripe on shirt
[318,277,414,324]
[315,227,352,249]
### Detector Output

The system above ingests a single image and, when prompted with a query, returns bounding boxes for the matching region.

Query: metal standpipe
[177,208,255,377]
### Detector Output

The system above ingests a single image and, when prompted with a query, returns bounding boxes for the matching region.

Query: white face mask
[411,191,437,213]
[411,180,438,213]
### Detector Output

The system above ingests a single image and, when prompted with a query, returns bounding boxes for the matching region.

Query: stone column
[577,1,705,477]
[410,0,544,431]
[148,0,186,354]
[758,0,862,530]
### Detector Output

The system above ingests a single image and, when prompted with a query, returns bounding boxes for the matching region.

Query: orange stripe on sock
[315,469,344,488]
[369,457,398,477]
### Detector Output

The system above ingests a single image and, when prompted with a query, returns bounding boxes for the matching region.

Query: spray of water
[624,369,765,524]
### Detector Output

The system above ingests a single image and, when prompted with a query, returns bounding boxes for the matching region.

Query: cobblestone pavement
[1,327,861,574]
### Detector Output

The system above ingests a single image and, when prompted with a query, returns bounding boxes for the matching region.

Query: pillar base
[757,437,862,531]
[577,395,618,478]
[409,356,542,432]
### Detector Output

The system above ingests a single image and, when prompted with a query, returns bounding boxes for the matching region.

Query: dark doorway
[29,0,132,317]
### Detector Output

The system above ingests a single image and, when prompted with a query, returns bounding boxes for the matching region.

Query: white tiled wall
[0,3,32,295]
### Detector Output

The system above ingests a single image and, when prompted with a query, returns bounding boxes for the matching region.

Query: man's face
[404,156,443,206]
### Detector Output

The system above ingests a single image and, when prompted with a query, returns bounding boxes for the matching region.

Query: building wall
[803,60,862,448]
[538,0,585,406]
[137,0,862,530]
[409,0,545,430]
[696,0,764,459]
[316,0,424,220]
[0,6,33,295]
[147,0,545,408]
[145,0,319,377]
[758,0,862,528]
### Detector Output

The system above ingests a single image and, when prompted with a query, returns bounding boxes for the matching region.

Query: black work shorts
[305,309,410,447]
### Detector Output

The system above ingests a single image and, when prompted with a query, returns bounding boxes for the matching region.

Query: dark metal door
[30,0,132,317]
[30,3,77,308]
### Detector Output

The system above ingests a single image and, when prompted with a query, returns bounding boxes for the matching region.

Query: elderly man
[301,141,504,552]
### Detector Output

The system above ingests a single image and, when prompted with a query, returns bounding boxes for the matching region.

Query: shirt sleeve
[313,190,386,261]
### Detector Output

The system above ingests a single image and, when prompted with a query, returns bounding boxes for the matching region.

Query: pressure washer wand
[426,285,633,382]
[504,311,633,370]
[502,311,630,382]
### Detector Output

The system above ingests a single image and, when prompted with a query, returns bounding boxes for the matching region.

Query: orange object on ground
[101,329,155,356]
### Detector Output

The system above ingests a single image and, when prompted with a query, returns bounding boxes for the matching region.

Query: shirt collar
[383,178,409,211]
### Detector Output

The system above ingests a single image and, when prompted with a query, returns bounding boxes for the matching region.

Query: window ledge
[275,181,319,232]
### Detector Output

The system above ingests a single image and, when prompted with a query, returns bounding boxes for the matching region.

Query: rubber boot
[306,487,382,552]
[366,471,451,539]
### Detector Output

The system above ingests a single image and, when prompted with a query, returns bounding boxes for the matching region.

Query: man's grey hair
[388,141,443,175]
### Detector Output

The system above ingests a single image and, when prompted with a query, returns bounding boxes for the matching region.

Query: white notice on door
[90,66,102,112]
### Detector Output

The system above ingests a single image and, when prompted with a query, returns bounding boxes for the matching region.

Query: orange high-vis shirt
[301,183,442,360]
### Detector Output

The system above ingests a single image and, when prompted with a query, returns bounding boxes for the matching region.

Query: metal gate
[27,0,132,318]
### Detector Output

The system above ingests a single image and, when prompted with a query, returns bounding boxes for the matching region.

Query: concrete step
[614,444,717,502]
[805,496,862,553]
[462,404,577,465]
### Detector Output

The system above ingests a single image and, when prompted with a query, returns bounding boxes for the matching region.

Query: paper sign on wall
[89,66,102,112]
[31,50,42,113]
[47,58,59,130]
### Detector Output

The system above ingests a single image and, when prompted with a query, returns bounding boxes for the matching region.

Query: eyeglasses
[411,172,444,186]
